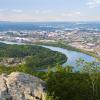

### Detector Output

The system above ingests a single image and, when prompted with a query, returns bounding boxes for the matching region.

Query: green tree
[65,65,73,73]
[76,58,100,100]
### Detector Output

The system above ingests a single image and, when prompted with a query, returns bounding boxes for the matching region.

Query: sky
[0,0,100,22]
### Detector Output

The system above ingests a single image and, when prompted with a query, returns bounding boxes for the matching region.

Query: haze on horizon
[0,0,100,22]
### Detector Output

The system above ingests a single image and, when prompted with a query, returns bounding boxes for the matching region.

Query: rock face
[0,72,46,100]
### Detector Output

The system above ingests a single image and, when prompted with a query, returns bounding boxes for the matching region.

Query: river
[41,45,97,71]
[0,40,98,71]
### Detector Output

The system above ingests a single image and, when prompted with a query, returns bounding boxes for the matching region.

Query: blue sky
[0,0,100,22]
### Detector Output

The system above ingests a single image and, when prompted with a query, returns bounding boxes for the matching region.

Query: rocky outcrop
[0,72,46,100]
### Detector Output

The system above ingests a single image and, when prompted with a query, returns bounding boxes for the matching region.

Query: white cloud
[62,11,81,17]
[34,10,52,14]
[87,0,100,8]
[0,9,100,22]
[11,9,23,13]
[75,12,81,15]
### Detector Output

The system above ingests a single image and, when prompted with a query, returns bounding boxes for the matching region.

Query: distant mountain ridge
[0,21,100,31]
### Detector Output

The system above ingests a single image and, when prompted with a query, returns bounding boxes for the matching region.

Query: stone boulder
[0,72,46,100]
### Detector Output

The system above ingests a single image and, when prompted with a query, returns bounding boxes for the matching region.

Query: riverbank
[36,41,100,61]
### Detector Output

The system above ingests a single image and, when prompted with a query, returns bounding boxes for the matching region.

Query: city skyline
[0,0,100,22]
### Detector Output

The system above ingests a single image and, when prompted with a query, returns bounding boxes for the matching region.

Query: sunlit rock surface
[0,72,46,100]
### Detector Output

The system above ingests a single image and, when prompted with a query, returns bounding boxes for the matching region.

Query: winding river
[41,46,97,71]
[0,40,98,71]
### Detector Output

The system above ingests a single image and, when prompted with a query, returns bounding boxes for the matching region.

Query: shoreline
[0,40,99,61]
[35,41,100,61]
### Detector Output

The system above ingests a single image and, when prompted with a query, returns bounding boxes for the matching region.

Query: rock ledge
[0,72,46,100]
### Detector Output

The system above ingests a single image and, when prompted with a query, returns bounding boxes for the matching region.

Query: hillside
[0,42,67,73]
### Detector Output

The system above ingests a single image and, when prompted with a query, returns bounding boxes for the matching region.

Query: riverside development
[0,22,100,59]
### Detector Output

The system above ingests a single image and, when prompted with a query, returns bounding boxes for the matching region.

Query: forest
[0,42,67,69]
[0,42,100,100]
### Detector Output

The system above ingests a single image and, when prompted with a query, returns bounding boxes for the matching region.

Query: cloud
[34,10,52,14]
[11,9,23,13]
[62,11,81,17]
[0,9,23,13]
[87,0,100,8]
[0,9,100,22]
[75,12,81,15]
